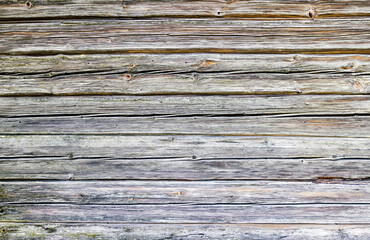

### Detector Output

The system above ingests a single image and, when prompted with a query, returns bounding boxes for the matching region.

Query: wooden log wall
[0,0,369,239]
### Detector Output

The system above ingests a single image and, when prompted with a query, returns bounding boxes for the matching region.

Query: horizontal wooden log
[0,135,369,159]
[1,54,369,95]
[1,157,368,180]
[1,181,369,204]
[1,116,369,138]
[1,72,369,96]
[0,0,369,20]
[1,19,370,55]
[2,54,369,75]
[2,223,370,240]
[1,223,370,240]
[1,95,369,117]
[1,203,369,223]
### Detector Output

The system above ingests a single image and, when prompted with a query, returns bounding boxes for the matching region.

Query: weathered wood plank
[1,73,369,96]
[1,204,369,223]
[0,0,369,20]
[0,135,368,159]
[1,181,369,204]
[1,19,370,55]
[1,116,369,138]
[1,54,369,95]
[2,54,369,75]
[1,223,369,240]
[1,95,369,117]
[1,157,368,180]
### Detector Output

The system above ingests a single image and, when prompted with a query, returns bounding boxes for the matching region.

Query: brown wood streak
[0,0,369,20]
[0,19,369,55]
[0,54,369,95]
[1,181,369,204]
[1,223,370,239]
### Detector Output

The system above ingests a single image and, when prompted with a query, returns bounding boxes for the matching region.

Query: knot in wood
[307,8,317,19]
[25,1,32,9]
[124,74,132,81]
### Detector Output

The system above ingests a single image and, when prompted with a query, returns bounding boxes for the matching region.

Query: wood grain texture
[2,54,369,75]
[2,223,370,240]
[1,95,369,117]
[1,19,370,55]
[1,181,369,204]
[1,0,369,20]
[2,72,369,96]
[0,135,369,159]
[1,203,370,224]
[1,55,369,95]
[1,157,369,180]
[2,0,369,236]
[1,115,369,137]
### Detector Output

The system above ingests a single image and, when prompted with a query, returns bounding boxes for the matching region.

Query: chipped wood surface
[1,0,369,239]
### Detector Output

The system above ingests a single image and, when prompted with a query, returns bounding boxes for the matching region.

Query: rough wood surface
[2,72,369,96]
[1,157,369,180]
[2,204,370,224]
[1,181,369,204]
[1,58,369,96]
[1,54,369,95]
[2,54,369,75]
[2,223,369,240]
[1,115,368,137]
[1,19,370,55]
[1,0,369,20]
[2,0,369,238]
[1,95,369,117]
[1,135,369,159]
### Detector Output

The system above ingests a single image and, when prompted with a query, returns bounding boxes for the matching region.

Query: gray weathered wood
[1,73,369,96]
[0,0,369,20]
[1,181,369,204]
[1,204,370,223]
[0,135,369,159]
[1,19,370,55]
[1,95,369,117]
[1,116,369,137]
[1,223,369,240]
[1,54,369,95]
[1,157,369,180]
[2,54,369,75]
